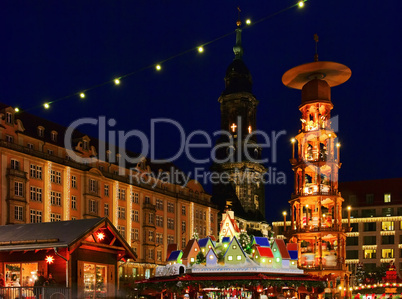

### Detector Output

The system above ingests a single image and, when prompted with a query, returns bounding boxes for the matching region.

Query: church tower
[212,20,266,218]
[282,36,352,297]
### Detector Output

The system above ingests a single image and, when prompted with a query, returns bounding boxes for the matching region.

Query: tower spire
[314,33,319,62]
[233,7,244,60]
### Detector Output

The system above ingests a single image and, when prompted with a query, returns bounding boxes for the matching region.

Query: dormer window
[38,127,44,138]
[51,131,58,142]
[6,112,12,124]
[83,140,88,150]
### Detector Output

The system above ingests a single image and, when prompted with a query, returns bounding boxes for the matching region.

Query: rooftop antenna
[314,33,319,62]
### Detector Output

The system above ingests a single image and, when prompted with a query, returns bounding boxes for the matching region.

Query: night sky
[1,1,401,221]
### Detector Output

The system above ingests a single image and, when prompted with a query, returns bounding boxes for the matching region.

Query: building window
[83,140,89,151]
[156,199,163,210]
[382,249,394,258]
[30,165,42,179]
[167,202,174,213]
[30,187,42,202]
[382,235,394,245]
[182,221,186,233]
[384,193,391,203]
[14,206,23,221]
[203,212,206,220]
[167,218,174,230]
[156,215,163,227]
[363,222,376,231]
[27,143,34,149]
[89,199,97,213]
[134,210,139,222]
[382,221,394,231]
[346,250,359,259]
[38,127,44,137]
[134,229,139,241]
[182,237,186,249]
[144,196,150,204]
[104,184,109,197]
[361,209,376,217]
[50,213,61,222]
[6,112,13,124]
[6,135,14,143]
[133,192,139,204]
[117,226,125,237]
[104,203,109,217]
[156,233,163,244]
[346,237,358,246]
[11,159,19,170]
[228,255,233,261]
[47,149,54,155]
[382,208,394,217]
[51,131,57,142]
[364,249,376,259]
[157,250,162,261]
[365,194,374,204]
[118,207,126,219]
[148,213,154,225]
[14,181,23,197]
[118,189,126,200]
[71,176,77,188]
[89,179,97,193]
[30,210,42,223]
[167,235,174,245]
[210,213,214,223]
[71,195,77,210]
[363,236,376,245]
[50,170,61,184]
[182,205,186,215]
[50,191,62,206]
[148,249,154,260]
[348,195,357,205]
[148,231,154,242]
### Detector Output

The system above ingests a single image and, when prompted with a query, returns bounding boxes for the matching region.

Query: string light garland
[15,1,308,113]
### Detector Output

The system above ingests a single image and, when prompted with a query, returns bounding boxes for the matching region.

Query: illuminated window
[384,193,391,203]
[237,255,242,261]
[276,257,280,262]
[232,245,237,249]
[190,257,195,263]
[382,249,394,258]
[365,194,374,204]
[209,255,214,260]
[364,249,376,259]
[228,255,233,261]
[382,221,394,231]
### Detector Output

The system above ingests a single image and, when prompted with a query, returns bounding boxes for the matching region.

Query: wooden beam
[81,240,125,252]
[109,236,116,246]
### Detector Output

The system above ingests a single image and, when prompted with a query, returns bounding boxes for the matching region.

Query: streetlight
[347,206,351,229]
[283,211,287,232]
[291,138,296,159]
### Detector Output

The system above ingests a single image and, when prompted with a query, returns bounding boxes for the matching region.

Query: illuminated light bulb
[336,143,341,147]
[44,103,50,109]
[114,78,120,85]
[347,206,351,211]
[155,64,162,71]
[298,1,304,8]
[283,211,287,216]
[246,19,251,25]
[14,107,20,112]
[80,92,85,99]
[198,46,204,53]
[291,138,296,143]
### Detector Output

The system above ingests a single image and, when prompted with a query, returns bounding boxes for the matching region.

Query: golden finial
[236,7,242,27]
[314,33,319,62]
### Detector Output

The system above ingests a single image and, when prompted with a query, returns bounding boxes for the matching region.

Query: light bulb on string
[44,103,50,109]
[80,92,85,99]
[155,64,162,71]
[246,19,251,25]
[298,1,304,8]
[14,107,20,113]
[114,78,120,85]
[198,46,204,53]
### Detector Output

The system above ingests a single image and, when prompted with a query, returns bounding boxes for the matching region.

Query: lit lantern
[45,255,54,264]
[97,232,105,241]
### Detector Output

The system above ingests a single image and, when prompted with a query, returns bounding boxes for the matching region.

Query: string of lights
[14,0,307,113]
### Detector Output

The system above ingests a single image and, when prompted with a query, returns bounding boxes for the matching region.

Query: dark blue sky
[1,1,401,221]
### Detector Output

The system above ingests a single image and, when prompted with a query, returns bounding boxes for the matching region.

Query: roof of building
[167,250,182,262]
[182,239,199,259]
[222,236,231,243]
[256,246,274,258]
[287,243,298,251]
[273,239,290,259]
[288,250,298,260]
[198,237,212,248]
[166,244,178,261]
[0,218,136,260]
[252,236,270,247]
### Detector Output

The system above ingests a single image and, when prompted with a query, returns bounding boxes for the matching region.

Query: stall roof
[0,218,136,260]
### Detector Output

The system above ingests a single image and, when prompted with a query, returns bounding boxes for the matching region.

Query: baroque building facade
[0,103,218,280]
